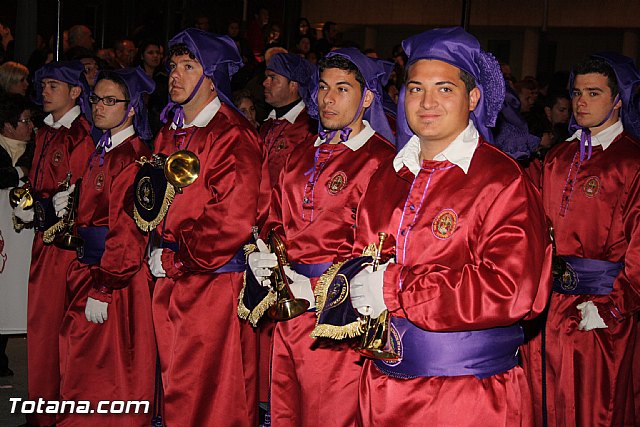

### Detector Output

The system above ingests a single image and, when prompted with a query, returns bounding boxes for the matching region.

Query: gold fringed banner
[134,184,175,232]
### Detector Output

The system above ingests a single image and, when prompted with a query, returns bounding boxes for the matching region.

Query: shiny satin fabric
[260,107,317,187]
[56,136,155,427]
[25,116,95,426]
[262,131,395,426]
[353,140,552,426]
[524,133,640,427]
[152,103,267,426]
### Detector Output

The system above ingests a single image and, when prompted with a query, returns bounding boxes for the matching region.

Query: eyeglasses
[88,94,129,106]
[17,118,33,125]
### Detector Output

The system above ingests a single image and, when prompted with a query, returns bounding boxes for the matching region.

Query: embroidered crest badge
[582,176,600,198]
[276,138,287,150]
[432,209,458,239]
[327,171,347,195]
[94,172,105,191]
[380,322,402,367]
[559,263,579,292]
[51,150,63,166]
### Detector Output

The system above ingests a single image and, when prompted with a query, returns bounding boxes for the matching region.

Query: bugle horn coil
[357,232,400,361]
[267,231,310,320]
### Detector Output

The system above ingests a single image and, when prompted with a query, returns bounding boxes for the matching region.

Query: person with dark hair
[12,61,95,427]
[247,7,270,62]
[113,38,136,68]
[0,20,15,63]
[147,29,268,427]
[0,93,34,381]
[135,39,168,135]
[65,25,95,60]
[52,67,156,427]
[343,27,551,426]
[233,89,259,129]
[316,21,337,57]
[524,53,640,427]
[243,48,395,426]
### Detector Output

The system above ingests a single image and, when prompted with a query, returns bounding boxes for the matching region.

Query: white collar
[394,120,479,175]
[313,120,376,151]
[266,99,305,124]
[567,119,624,151]
[170,97,221,130]
[103,125,135,152]
[43,106,81,129]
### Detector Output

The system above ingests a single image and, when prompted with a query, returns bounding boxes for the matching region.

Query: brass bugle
[164,150,200,192]
[9,184,33,209]
[53,176,84,251]
[357,232,400,361]
[267,231,310,320]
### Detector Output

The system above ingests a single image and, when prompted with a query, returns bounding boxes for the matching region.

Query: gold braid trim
[42,219,66,243]
[237,275,252,320]
[238,244,277,326]
[247,290,277,327]
[134,184,176,232]
[310,261,366,340]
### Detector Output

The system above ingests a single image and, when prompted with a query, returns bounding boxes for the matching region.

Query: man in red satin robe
[12,61,94,427]
[529,53,640,427]
[52,68,156,426]
[347,27,552,426]
[248,48,396,426]
[262,52,317,186]
[147,29,267,427]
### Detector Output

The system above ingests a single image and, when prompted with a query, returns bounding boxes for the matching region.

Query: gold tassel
[310,318,366,340]
[42,220,66,243]
[313,261,344,315]
[134,184,176,232]
[247,290,277,327]
[237,276,251,320]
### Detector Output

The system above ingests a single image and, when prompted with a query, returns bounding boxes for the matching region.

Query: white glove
[577,301,608,331]
[283,265,315,309]
[350,262,389,318]
[13,196,34,222]
[85,297,109,324]
[247,238,277,287]
[53,183,75,218]
[149,248,166,278]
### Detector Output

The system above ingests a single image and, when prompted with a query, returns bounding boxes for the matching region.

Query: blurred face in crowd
[91,78,132,132]
[299,20,310,35]
[115,40,136,67]
[545,97,570,125]
[41,78,81,121]
[3,109,34,142]
[317,67,373,135]
[518,87,537,113]
[143,44,163,70]
[227,22,240,38]
[238,97,257,127]
[263,70,298,108]
[572,72,621,134]
[404,59,480,157]
[195,17,210,32]
[168,53,215,108]
[9,73,28,96]
[297,37,311,54]
[80,57,99,87]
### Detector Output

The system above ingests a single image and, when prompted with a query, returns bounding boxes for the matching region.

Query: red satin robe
[152,102,268,427]
[256,105,316,405]
[526,132,640,427]
[26,113,94,426]
[352,140,552,427]
[56,135,155,427]
[263,131,395,427]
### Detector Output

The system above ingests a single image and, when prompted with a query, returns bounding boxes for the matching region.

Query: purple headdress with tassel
[33,60,92,122]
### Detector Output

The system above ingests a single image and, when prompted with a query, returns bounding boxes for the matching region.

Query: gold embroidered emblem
[327,171,347,195]
[432,209,458,240]
[136,176,155,211]
[51,150,63,166]
[583,176,600,198]
[94,172,105,190]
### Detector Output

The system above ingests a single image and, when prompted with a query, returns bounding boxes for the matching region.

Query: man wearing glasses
[52,68,156,426]
[11,61,95,427]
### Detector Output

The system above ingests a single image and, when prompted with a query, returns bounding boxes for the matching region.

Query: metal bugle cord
[357,232,400,361]
[267,231,310,320]
[53,176,84,250]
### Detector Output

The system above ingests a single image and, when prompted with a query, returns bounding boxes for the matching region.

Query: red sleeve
[384,176,553,331]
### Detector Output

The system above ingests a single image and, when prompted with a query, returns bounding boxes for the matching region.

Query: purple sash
[162,237,246,273]
[76,226,109,264]
[373,317,523,379]
[552,256,623,295]
[290,261,333,279]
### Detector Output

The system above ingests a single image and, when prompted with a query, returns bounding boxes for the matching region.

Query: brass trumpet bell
[358,310,400,361]
[9,186,33,209]
[164,150,200,192]
[267,231,310,321]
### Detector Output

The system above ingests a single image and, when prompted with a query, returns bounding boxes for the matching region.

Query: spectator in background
[515,76,539,114]
[297,18,316,41]
[113,38,136,68]
[65,25,95,59]
[247,7,270,62]
[233,89,259,129]
[294,35,312,57]
[316,21,337,57]
[0,61,29,95]
[76,55,100,89]
[0,21,15,63]
[266,23,283,50]
[194,15,211,32]
[135,39,169,135]
[27,34,51,75]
